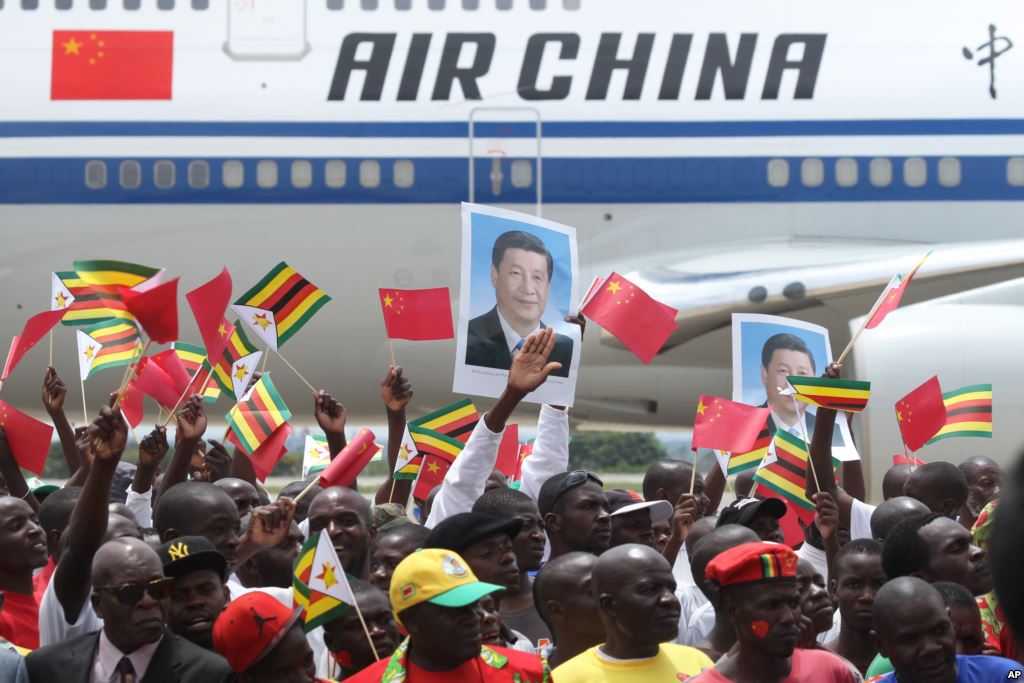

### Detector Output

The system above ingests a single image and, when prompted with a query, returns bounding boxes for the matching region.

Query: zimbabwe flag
[409,425,463,499]
[408,424,464,461]
[56,270,133,327]
[927,384,993,444]
[75,319,142,380]
[203,323,261,401]
[226,375,291,456]
[754,430,814,513]
[233,262,330,350]
[787,376,871,412]
[409,398,479,443]
[413,450,457,501]
[172,342,221,404]
[725,428,771,475]
[394,453,422,480]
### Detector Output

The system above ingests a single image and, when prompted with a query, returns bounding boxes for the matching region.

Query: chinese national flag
[318,428,381,489]
[896,376,947,452]
[580,273,678,364]
[187,269,234,363]
[133,358,181,409]
[51,30,173,100]
[1,308,66,380]
[0,401,54,476]
[379,288,453,341]
[121,279,179,344]
[865,252,930,330]
[893,453,926,468]
[249,424,291,483]
[121,383,145,429]
[414,450,456,501]
[494,424,520,478]
[150,349,191,396]
[691,395,771,454]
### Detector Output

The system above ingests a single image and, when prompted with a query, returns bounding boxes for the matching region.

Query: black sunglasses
[95,578,173,606]
[550,470,604,508]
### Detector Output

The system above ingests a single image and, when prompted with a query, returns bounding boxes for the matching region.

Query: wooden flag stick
[386,337,397,368]
[161,373,204,428]
[352,596,380,662]
[261,346,270,372]
[80,376,88,425]
[291,477,321,505]
[791,395,821,494]
[274,351,317,394]
[903,443,916,472]
[112,340,151,412]
[689,455,699,494]
[387,478,397,504]
[48,331,53,368]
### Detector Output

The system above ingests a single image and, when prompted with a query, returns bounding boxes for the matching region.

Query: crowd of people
[0,325,1021,682]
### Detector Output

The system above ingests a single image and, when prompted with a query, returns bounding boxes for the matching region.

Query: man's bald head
[684,517,718,556]
[870,496,929,540]
[959,455,999,478]
[309,486,373,525]
[92,536,163,587]
[903,462,968,518]
[593,543,672,595]
[690,524,760,600]
[153,481,237,537]
[643,460,695,501]
[882,464,913,501]
[873,576,944,627]
[592,543,680,649]
[533,551,600,633]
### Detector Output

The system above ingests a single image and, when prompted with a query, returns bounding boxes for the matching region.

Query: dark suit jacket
[465,307,573,378]
[25,628,232,683]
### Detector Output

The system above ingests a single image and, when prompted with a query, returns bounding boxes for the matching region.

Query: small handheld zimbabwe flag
[233,262,330,350]
[203,323,262,402]
[927,384,993,444]
[787,376,871,412]
[408,398,479,444]
[722,427,771,475]
[293,531,355,632]
[754,430,815,520]
[75,319,141,381]
[226,375,291,456]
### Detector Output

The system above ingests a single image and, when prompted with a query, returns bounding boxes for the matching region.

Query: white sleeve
[849,498,877,541]
[518,405,569,501]
[424,418,504,529]
[124,487,153,528]
[38,575,103,646]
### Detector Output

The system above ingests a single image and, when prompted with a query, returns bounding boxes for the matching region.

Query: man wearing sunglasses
[26,536,232,682]
[538,470,611,560]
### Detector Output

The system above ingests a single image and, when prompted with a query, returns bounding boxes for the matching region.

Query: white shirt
[672,545,695,587]
[124,488,153,528]
[38,574,103,647]
[770,408,811,442]
[496,309,540,356]
[796,541,830,586]
[850,498,876,541]
[91,629,161,683]
[674,582,710,645]
[683,601,716,646]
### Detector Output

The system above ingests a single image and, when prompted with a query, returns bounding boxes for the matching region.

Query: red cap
[705,541,798,588]
[212,591,302,673]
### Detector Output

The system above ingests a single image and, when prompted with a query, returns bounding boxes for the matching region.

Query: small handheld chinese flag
[379,288,454,341]
[494,424,520,478]
[249,424,292,483]
[150,349,192,396]
[121,278,179,344]
[0,400,55,476]
[865,252,931,330]
[187,268,234,363]
[691,395,771,454]
[133,358,181,410]
[319,428,381,488]
[893,453,926,468]
[1,308,66,380]
[896,376,947,452]
[580,273,677,364]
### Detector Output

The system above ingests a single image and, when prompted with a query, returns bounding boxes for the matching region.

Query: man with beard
[158,535,230,650]
[881,513,993,598]
[689,542,857,682]
[957,456,1002,529]
[870,577,1018,683]
[825,539,886,676]
[553,544,712,681]
[538,470,610,560]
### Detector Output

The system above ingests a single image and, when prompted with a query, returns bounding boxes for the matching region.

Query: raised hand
[315,391,347,435]
[812,491,838,541]
[138,426,168,468]
[507,327,562,395]
[671,493,698,542]
[88,405,128,462]
[204,439,232,482]
[380,365,413,413]
[41,366,67,415]
[246,498,296,548]
[564,314,586,339]
[175,395,207,442]
[823,362,841,380]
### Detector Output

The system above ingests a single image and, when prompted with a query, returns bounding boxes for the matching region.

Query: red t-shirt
[32,558,55,605]
[688,648,857,683]
[346,644,548,683]
[0,590,39,650]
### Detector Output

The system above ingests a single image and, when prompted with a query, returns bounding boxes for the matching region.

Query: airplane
[1,0,1023,494]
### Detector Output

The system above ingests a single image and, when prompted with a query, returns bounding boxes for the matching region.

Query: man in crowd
[319,579,399,680]
[716,497,786,544]
[306,486,376,581]
[825,539,886,675]
[605,489,673,549]
[553,544,713,681]
[538,470,611,560]
[533,552,605,668]
[26,537,231,682]
[346,548,549,682]
[869,496,929,541]
[881,512,993,597]
[903,462,970,519]
[688,525,760,657]
[369,523,429,592]
[690,542,858,682]
[957,455,1002,529]
[157,535,230,650]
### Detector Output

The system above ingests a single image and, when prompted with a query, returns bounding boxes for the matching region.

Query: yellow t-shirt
[553,644,714,683]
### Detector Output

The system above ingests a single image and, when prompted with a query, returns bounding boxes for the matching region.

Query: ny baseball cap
[389,548,502,618]
[157,535,227,581]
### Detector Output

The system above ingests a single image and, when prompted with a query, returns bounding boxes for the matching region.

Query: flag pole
[688,455,698,494]
[291,477,321,505]
[386,337,396,368]
[80,376,88,425]
[903,442,915,472]
[113,339,151,411]
[261,345,270,373]
[48,331,53,368]
[791,395,821,494]
[352,597,381,662]
[387,478,397,504]
[161,371,204,429]
[274,351,317,394]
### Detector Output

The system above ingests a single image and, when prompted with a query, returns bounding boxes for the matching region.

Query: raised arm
[806,363,856,527]
[126,426,168,528]
[53,405,126,624]
[158,395,206,500]
[42,367,79,477]
[314,390,348,469]
[374,365,414,505]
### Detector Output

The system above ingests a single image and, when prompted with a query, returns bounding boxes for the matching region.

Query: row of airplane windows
[0,0,578,9]
[76,157,1024,192]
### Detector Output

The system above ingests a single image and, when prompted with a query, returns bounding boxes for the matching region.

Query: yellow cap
[389,548,502,616]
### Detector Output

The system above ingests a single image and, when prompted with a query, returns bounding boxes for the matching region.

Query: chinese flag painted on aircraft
[895,376,947,452]
[51,30,173,100]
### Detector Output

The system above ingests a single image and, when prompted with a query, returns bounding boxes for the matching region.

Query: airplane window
[325,160,347,188]
[123,0,140,9]
[188,161,209,189]
[937,157,960,187]
[157,0,174,8]
[903,157,927,188]
[801,158,824,188]
[119,161,141,189]
[463,0,479,7]
[396,0,411,8]
[530,0,545,7]
[291,160,312,188]
[20,0,38,8]
[563,0,580,8]
[360,160,381,188]
[327,0,343,8]
[766,159,789,188]
[496,0,512,8]
[511,159,533,188]
[835,158,858,187]
[393,160,415,188]
[55,0,71,10]
[361,0,377,8]
[222,160,244,189]
[154,160,175,189]
[427,0,443,8]
[257,160,278,189]
[90,0,107,8]
[869,158,892,188]
[1007,158,1024,187]
[192,0,208,7]
[84,161,107,190]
